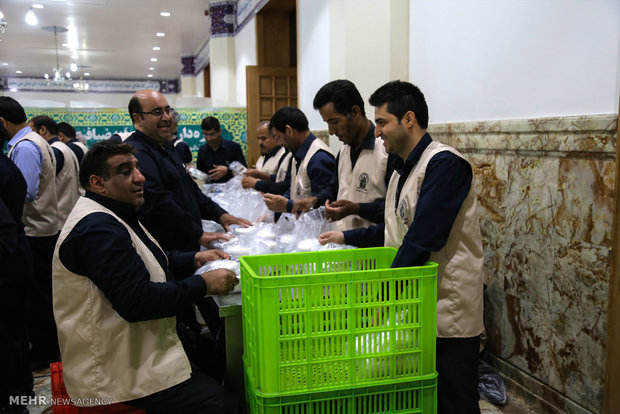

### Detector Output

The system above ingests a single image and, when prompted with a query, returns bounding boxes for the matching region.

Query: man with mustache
[53,141,239,413]
[312,79,397,230]
[125,90,249,252]
[124,90,250,376]
[241,120,291,194]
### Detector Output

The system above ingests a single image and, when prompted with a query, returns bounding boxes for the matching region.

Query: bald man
[124,90,251,379]
[125,89,250,253]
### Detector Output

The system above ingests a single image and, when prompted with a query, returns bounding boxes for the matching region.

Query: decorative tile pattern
[430,114,616,414]
[24,107,248,161]
[181,56,196,76]
[210,1,236,38]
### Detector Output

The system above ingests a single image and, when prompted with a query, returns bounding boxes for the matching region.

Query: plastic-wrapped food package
[202,220,225,233]
[196,259,241,294]
[229,161,247,176]
[207,177,273,223]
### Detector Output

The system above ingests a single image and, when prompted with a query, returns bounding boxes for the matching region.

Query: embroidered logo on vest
[398,199,410,226]
[357,172,369,193]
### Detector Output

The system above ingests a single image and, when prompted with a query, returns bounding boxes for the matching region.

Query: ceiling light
[152,46,160,51]
[32,3,44,8]
[147,74,154,78]
[25,7,38,26]
[71,55,78,59]
[62,43,69,47]
[156,32,165,37]
[150,57,158,62]
[84,72,90,76]
[160,11,171,17]
[16,70,22,74]
[44,73,49,79]
[149,67,154,70]
[1,62,8,66]
[70,61,77,72]
[65,71,71,78]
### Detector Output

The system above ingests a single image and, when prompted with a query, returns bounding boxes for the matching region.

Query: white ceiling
[0,0,212,81]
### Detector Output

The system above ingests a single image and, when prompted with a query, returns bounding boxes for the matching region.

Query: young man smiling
[320,80,484,414]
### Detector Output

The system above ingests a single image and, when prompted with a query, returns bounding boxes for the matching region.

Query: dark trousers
[0,281,33,411]
[437,336,481,414]
[27,234,60,362]
[127,364,239,414]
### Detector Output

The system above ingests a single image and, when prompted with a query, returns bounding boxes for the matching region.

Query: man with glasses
[125,90,250,380]
[196,116,247,183]
[125,89,249,253]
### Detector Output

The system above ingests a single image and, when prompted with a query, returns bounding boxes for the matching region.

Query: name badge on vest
[356,172,369,193]
[398,198,410,226]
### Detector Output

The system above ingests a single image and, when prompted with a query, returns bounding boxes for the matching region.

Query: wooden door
[245,66,297,167]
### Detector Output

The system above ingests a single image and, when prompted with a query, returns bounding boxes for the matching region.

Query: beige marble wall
[430,115,617,414]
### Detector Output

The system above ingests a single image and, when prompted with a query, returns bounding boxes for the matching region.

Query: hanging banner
[23,107,248,162]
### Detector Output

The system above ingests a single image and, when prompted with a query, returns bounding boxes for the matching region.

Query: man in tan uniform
[320,81,484,414]
[241,120,291,194]
[262,107,337,215]
[312,79,396,230]
[30,115,81,228]
[53,141,238,413]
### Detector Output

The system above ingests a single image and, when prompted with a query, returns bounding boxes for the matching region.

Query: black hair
[0,119,10,147]
[0,96,27,125]
[369,80,429,128]
[128,95,143,124]
[201,116,221,131]
[313,79,365,117]
[269,107,309,133]
[79,141,135,189]
[30,115,59,136]
[57,122,77,139]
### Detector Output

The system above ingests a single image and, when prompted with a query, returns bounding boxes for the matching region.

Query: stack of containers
[240,247,439,413]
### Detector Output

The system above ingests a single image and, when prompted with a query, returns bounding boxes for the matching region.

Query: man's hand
[292,196,318,216]
[324,199,360,221]
[263,193,288,212]
[244,169,270,181]
[209,165,228,181]
[200,268,239,295]
[318,230,345,245]
[219,213,252,232]
[241,176,259,189]
[199,231,231,248]
[194,249,231,268]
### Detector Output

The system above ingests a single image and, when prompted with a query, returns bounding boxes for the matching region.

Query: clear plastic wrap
[196,259,241,293]
[208,176,273,223]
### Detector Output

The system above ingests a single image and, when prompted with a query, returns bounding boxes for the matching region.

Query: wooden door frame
[605,98,620,413]
[245,66,298,167]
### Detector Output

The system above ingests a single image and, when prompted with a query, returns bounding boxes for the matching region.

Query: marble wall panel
[430,114,617,414]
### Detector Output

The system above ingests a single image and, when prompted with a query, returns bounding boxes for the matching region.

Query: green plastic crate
[240,247,437,395]
[245,365,437,414]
